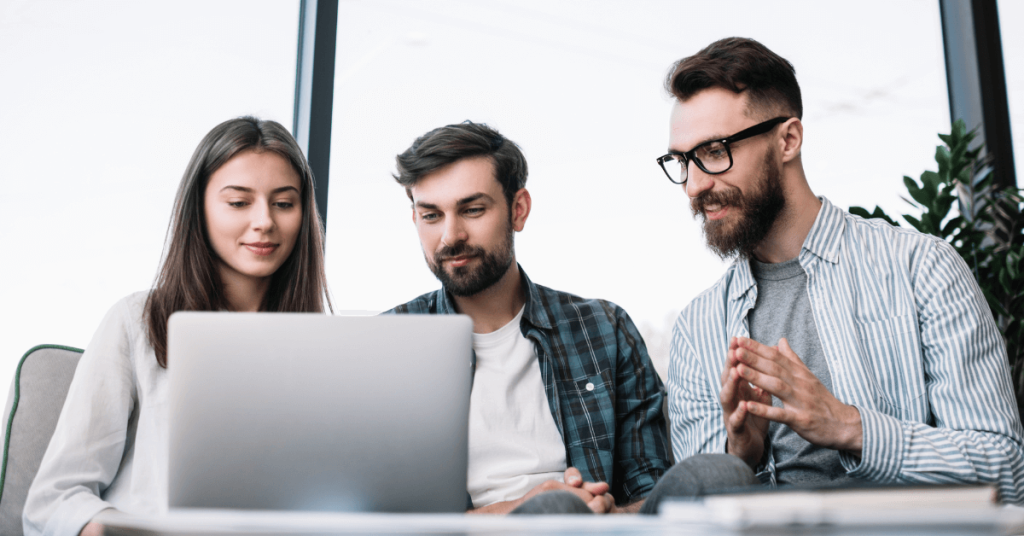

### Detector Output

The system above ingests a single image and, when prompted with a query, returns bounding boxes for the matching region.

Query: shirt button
[585,382,595,391]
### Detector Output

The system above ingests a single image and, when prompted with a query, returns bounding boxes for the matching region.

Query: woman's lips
[245,242,278,256]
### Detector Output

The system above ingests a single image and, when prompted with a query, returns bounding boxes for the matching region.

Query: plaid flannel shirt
[385,266,670,506]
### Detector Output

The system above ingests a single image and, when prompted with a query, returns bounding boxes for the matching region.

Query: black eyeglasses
[656,116,791,185]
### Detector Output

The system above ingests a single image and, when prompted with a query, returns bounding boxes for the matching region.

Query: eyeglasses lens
[695,142,731,173]
[663,155,687,184]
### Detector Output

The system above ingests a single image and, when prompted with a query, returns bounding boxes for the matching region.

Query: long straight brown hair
[145,116,332,367]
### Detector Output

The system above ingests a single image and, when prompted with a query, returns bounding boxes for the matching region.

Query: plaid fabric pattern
[386,266,670,505]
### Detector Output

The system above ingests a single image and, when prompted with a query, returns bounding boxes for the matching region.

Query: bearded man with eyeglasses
[643,37,1024,510]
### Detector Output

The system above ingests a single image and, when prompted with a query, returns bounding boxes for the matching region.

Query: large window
[324,0,950,376]
[999,0,1023,184]
[0,1,300,404]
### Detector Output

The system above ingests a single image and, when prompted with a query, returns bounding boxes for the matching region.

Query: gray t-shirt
[748,257,853,487]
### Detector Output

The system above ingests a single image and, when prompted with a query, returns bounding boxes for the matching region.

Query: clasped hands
[468,467,621,514]
[721,337,863,468]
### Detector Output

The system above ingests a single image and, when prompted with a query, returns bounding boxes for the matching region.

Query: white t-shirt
[466,306,567,507]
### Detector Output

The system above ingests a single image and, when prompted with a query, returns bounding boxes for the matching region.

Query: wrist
[727,439,765,469]
[839,404,863,453]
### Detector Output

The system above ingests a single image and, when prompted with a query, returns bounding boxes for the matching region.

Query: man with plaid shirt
[386,121,670,514]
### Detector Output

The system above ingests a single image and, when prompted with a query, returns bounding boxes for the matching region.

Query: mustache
[434,242,486,263]
[690,187,744,218]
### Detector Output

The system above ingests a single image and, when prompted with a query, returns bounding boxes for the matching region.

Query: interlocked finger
[737,363,790,398]
[746,401,791,423]
[736,347,792,383]
[726,400,750,433]
[720,367,743,412]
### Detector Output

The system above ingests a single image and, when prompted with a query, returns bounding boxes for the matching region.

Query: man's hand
[721,337,773,467]
[560,467,616,512]
[467,467,613,514]
[732,337,862,453]
[80,522,104,536]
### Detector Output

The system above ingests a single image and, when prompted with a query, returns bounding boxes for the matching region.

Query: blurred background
[2,0,1021,405]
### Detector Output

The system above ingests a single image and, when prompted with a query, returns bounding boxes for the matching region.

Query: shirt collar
[729,196,844,302]
[434,264,554,330]
[434,285,458,315]
[519,266,554,330]
[800,196,844,265]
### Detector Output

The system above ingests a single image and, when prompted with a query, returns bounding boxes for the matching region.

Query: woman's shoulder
[88,290,153,356]
[103,290,151,323]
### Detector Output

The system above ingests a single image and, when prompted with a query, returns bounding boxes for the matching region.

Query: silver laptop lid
[167,313,473,513]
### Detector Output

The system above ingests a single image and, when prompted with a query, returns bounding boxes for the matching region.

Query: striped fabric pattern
[667,197,1024,503]
[387,266,670,504]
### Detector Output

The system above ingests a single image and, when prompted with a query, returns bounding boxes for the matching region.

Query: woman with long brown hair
[24,117,332,536]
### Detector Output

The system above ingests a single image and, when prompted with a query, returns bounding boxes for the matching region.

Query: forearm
[23,487,113,536]
[467,498,523,514]
[898,241,1024,500]
[616,499,644,513]
[844,406,1024,503]
[80,521,105,536]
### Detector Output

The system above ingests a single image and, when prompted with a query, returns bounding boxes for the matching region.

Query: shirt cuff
[43,493,113,536]
[754,448,776,486]
[840,405,904,481]
[729,435,776,486]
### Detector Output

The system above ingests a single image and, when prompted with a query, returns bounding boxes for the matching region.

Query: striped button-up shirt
[387,266,670,505]
[668,197,1024,503]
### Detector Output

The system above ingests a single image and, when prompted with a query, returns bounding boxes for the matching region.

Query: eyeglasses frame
[657,116,793,185]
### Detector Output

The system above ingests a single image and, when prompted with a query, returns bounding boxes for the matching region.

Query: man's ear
[511,188,531,232]
[779,118,803,163]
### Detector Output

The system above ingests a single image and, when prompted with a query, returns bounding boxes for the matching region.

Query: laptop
[165,312,473,514]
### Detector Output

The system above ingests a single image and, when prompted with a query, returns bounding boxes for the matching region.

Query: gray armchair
[0,345,83,536]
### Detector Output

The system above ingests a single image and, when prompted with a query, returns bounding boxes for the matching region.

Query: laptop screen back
[167,313,473,513]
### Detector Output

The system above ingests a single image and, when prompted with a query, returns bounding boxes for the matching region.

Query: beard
[690,146,786,260]
[427,219,515,297]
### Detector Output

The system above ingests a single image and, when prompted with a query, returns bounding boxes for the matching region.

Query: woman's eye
[228,201,247,208]
[274,201,295,209]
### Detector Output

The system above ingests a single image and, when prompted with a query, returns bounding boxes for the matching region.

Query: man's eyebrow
[414,201,439,210]
[456,193,492,206]
[414,193,494,210]
[669,133,729,154]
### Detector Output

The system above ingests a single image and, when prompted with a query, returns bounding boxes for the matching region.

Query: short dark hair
[665,37,802,119]
[393,121,528,208]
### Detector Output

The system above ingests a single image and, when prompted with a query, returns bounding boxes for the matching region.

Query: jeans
[509,491,594,515]
[638,453,762,514]
[510,454,760,515]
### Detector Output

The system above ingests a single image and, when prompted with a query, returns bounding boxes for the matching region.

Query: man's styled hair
[393,121,528,208]
[665,37,802,120]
